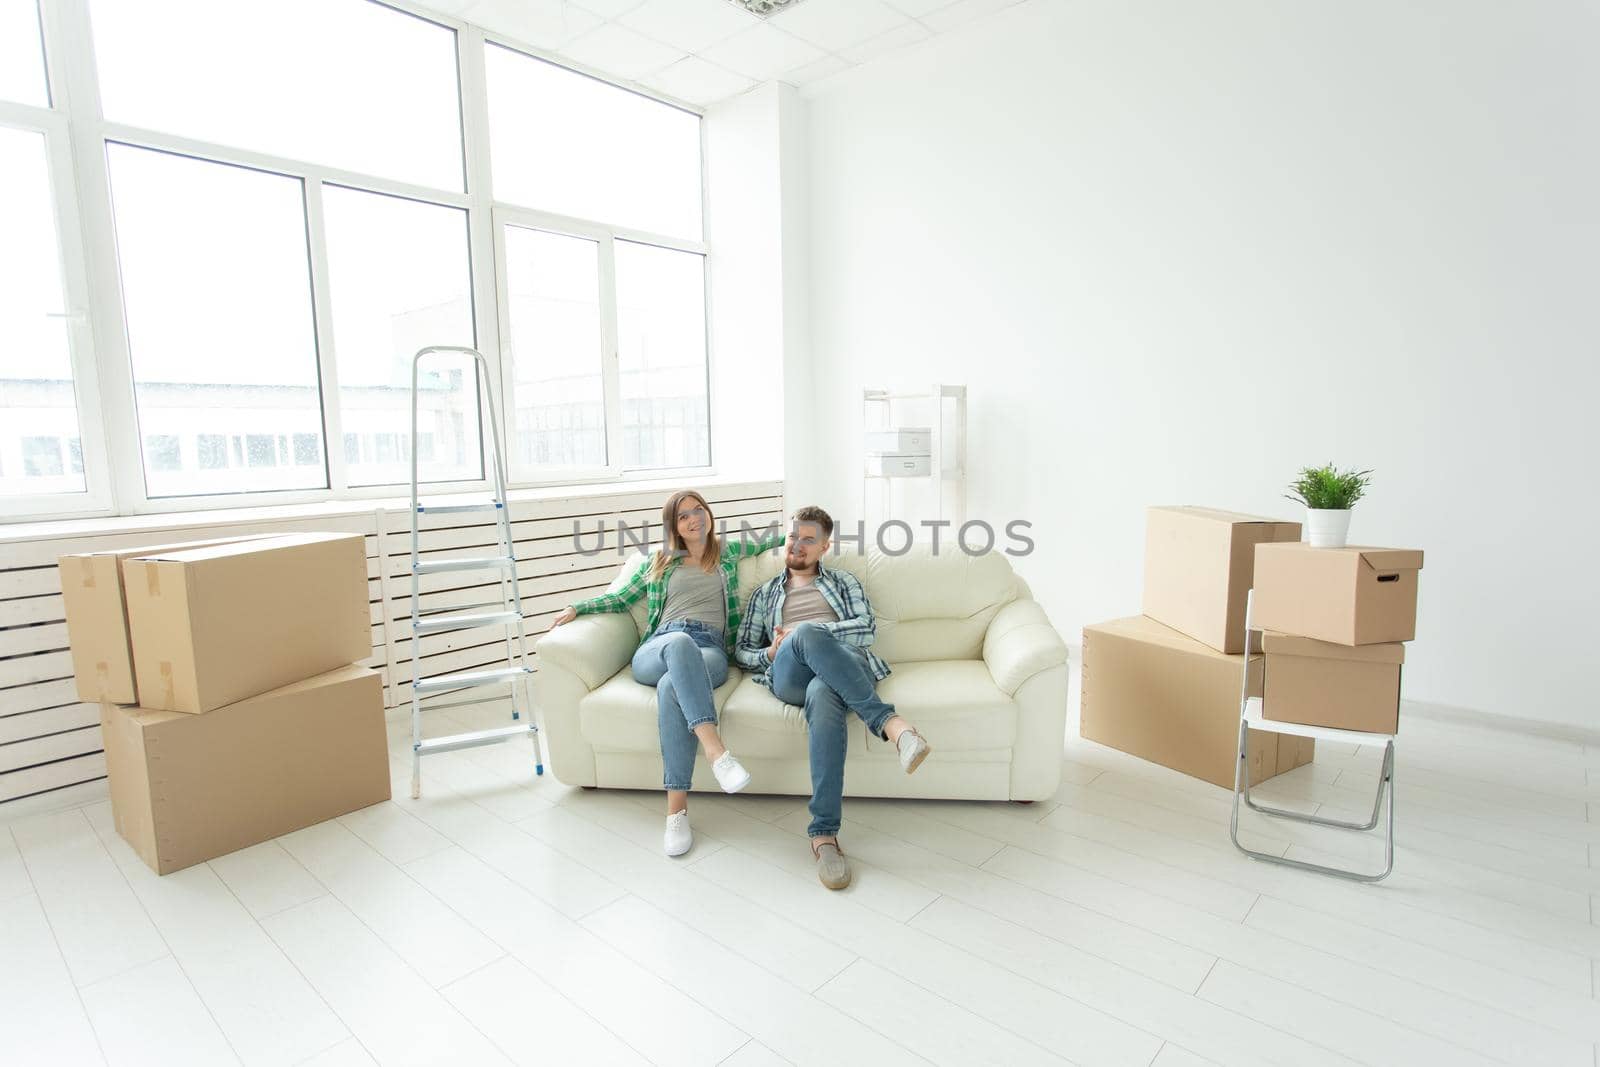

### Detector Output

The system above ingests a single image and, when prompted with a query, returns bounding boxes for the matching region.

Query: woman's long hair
[649,489,720,581]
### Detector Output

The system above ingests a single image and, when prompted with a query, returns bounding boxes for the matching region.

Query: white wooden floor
[5,701,1600,1067]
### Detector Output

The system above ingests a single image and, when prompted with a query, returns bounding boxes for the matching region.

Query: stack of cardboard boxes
[1081,506,1425,788]
[60,533,390,874]
[1081,507,1311,788]
[1252,543,1424,735]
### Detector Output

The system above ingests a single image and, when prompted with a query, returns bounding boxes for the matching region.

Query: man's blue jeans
[768,622,896,838]
[631,620,728,791]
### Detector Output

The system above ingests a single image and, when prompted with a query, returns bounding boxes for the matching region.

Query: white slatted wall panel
[0,480,783,806]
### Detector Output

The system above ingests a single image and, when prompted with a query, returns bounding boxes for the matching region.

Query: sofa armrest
[983,598,1068,697]
[535,613,638,691]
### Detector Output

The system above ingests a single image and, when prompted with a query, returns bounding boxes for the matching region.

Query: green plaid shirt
[571,532,785,655]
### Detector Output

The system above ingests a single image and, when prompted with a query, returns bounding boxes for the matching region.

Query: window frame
[2,0,714,523]
[0,1,115,518]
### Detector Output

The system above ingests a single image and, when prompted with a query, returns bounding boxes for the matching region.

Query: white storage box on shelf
[865,427,933,453]
[862,386,966,530]
[864,453,932,477]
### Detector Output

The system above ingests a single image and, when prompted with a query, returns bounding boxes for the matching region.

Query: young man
[735,506,930,889]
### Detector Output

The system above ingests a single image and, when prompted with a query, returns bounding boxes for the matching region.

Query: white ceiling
[412,0,1029,108]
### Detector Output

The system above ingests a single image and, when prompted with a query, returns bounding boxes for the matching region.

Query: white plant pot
[1305,508,1353,548]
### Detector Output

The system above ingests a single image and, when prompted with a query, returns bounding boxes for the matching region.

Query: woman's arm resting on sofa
[535,612,638,691]
[982,599,1069,697]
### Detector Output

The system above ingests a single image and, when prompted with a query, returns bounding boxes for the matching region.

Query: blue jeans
[769,622,896,839]
[632,620,728,791]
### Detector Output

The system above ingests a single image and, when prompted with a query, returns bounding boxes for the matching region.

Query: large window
[107,145,328,497]
[503,226,608,473]
[322,186,481,486]
[486,45,702,241]
[0,126,87,498]
[616,241,710,469]
[490,48,709,481]
[90,0,464,191]
[3,0,713,519]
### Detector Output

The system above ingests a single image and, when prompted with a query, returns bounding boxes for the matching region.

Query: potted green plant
[1285,464,1373,548]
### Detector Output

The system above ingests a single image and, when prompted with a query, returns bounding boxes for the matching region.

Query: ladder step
[415,723,536,756]
[413,665,532,695]
[417,692,521,714]
[412,610,521,635]
[417,501,503,514]
[412,556,515,575]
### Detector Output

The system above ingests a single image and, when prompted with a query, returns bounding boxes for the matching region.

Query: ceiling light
[726,0,811,16]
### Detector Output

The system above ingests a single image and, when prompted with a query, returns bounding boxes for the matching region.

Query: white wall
[704,85,784,485]
[795,0,1600,728]
[703,83,808,492]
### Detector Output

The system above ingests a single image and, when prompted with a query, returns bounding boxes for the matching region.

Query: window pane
[487,46,701,239]
[1,126,86,497]
[198,434,226,469]
[108,144,327,497]
[91,0,463,191]
[503,226,606,472]
[615,241,709,469]
[145,434,181,471]
[22,436,63,476]
[322,185,481,486]
[292,433,320,466]
[0,0,48,107]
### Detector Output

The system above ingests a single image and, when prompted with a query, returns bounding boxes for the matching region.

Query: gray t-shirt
[658,564,726,630]
[782,577,839,627]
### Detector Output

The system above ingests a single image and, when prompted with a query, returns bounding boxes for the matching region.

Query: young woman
[550,489,783,856]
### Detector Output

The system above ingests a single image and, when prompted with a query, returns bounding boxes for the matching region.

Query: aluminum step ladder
[408,345,541,799]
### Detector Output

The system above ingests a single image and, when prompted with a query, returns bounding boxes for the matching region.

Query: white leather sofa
[534,548,1069,802]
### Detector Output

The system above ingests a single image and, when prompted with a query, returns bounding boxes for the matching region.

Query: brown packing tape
[78,557,96,588]
[146,564,161,597]
[159,661,175,706]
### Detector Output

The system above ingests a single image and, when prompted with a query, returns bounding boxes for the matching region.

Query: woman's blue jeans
[631,620,728,791]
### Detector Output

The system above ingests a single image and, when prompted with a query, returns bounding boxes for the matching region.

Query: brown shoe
[812,839,851,890]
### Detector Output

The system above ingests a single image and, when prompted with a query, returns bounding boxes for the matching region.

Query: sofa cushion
[871,661,1018,752]
[579,668,744,752]
[718,678,876,760]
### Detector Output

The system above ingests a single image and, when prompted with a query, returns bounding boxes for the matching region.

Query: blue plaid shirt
[735,559,891,688]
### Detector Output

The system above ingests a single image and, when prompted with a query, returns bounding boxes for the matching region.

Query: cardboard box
[123,532,372,714]
[1080,616,1313,789]
[1253,543,1424,645]
[1143,506,1302,654]
[102,665,390,875]
[1262,632,1403,734]
[59,537,262,705]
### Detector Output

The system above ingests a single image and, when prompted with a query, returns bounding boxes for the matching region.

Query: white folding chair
[1230,591,1397,882]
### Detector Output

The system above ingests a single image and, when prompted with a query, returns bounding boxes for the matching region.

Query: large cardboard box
[101,665,390,875]
[123,532,372,714]
[1253,543,1424,645]
[1143,506,1302,654]
[59,537,261,705]
[1081,616,1313,789]
[1262,632,1403,734]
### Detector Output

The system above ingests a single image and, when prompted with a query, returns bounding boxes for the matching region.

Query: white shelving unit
[862,385,966,536]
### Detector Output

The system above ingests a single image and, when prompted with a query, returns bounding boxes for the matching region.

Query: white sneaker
[896,728,931,774]
[663,811,693,856]
[712,751,751,793]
